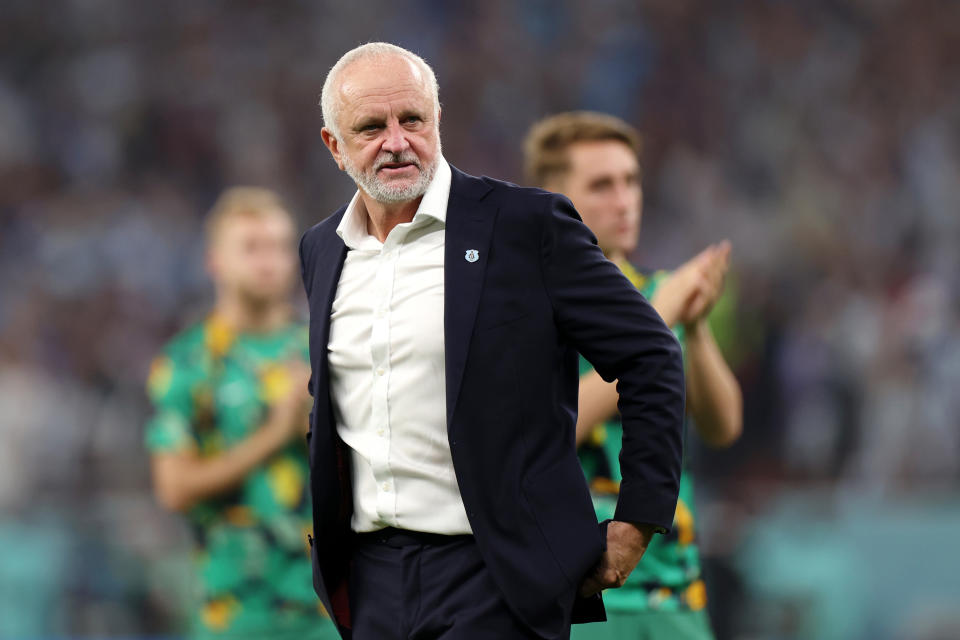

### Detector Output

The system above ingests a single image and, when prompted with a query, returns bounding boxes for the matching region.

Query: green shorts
[571,608,715,640]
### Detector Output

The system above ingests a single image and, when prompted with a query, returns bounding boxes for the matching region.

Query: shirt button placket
[372,237,399,524]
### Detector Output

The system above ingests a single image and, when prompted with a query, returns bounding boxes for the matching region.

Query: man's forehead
[337,56,430,107]
[219,210,292,238]
[569,141,638,173]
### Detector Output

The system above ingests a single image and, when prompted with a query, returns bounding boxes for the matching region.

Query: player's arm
[149,360,311,512]
[684,320,742,447]
[681,242,742,448]
[576,243,742,448]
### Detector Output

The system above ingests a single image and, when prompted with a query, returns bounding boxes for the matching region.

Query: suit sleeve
[539,194,685,532]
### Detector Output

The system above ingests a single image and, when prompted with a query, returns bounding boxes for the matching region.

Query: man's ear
[321,128,345,171]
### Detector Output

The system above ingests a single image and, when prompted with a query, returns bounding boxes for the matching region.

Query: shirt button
[375,308,385,318]
[377,428,385,437]
[381,482,391,492]
[376,367,385,376]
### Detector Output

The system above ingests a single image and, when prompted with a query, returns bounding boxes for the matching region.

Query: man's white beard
[344,149,438,204]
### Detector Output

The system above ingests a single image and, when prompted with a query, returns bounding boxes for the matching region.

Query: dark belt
[354,527,473,548]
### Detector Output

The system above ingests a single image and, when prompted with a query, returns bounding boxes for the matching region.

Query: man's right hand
[579,521,656,598]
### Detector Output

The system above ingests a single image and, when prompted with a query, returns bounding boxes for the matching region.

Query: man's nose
[613,183,634,216]
[381,120,411,154]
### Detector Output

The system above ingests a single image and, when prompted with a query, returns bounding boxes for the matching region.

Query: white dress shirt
[327,158,472,534]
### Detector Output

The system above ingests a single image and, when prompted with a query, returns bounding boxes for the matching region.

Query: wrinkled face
[208,212,296,305]
[322,55,441,204]
[551,140,642,257]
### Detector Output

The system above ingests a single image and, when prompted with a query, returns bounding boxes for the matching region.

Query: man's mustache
[374,152,421,171]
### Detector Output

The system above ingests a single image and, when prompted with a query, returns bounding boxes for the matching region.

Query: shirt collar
[336,156,451,250]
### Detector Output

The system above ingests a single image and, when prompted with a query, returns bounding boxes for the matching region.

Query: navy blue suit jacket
[299,166,685,639]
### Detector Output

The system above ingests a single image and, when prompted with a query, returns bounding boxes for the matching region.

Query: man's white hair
[320,42,440,139]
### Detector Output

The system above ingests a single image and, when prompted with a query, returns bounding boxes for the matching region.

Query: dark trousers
[347,528,569,640]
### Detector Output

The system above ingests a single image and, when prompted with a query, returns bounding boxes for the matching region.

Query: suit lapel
[308,210,348,404]
[444,166,496,428]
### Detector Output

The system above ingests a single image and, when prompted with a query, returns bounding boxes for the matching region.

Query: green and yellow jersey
[578,263,707,614]
[145,314,338,640]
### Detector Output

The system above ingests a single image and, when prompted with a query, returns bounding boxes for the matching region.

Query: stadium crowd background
[1,0,958,638]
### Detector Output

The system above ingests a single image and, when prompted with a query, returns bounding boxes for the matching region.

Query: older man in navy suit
[299,42,685,640]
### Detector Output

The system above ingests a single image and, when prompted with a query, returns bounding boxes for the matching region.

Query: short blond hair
[523,111,642,188]
[204,187,290,246]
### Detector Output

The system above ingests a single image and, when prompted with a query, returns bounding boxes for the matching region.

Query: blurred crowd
[1,0,958,638]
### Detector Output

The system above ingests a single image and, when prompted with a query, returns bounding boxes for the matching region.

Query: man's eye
[403,116,422,124]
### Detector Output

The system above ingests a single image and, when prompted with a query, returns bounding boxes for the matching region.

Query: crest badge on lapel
[464,249,479,263]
